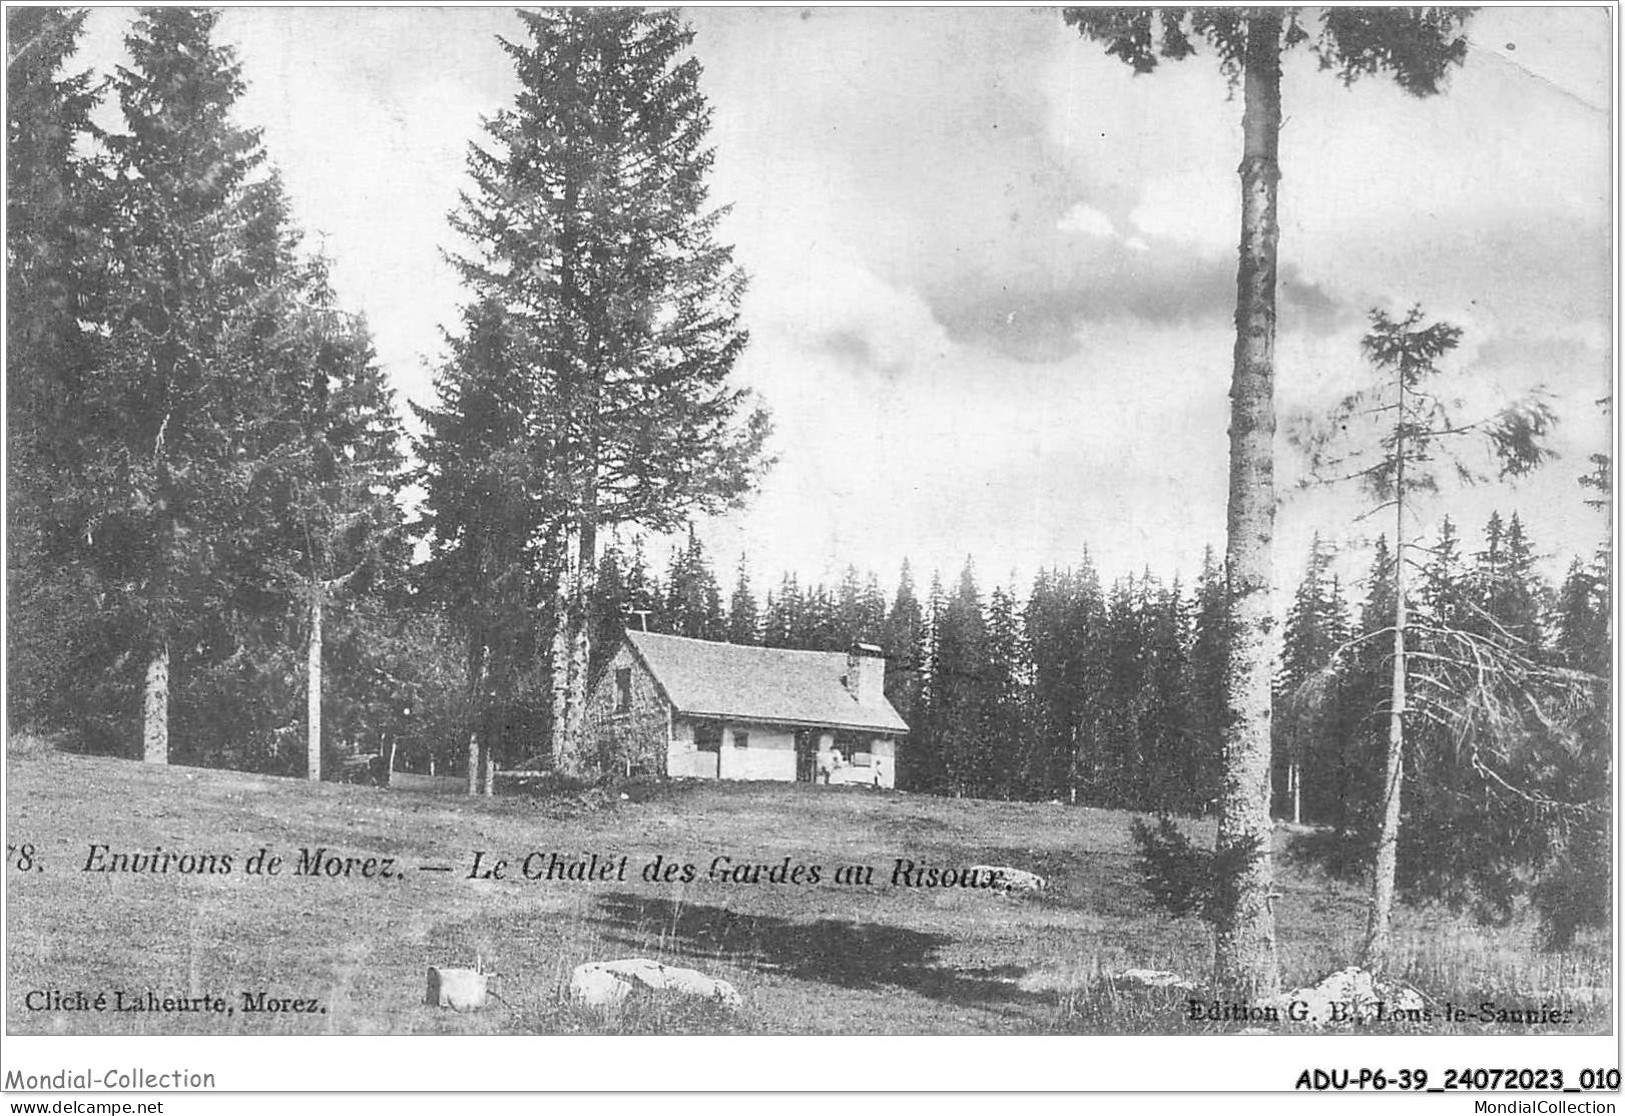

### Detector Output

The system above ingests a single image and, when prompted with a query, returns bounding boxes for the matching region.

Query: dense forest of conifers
[586,511,1609,819]
[581,507,1610,939]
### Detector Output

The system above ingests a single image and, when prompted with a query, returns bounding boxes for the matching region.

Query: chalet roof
[623,630,908,735]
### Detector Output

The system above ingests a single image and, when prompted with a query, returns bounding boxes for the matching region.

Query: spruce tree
[907,571,948,793]
[1027,565,1085,802]
[1471,512,1544,647]
[7,6,102,497]
[76,8,269,764]
[1100,573,1150,807]
[762,574,800,649]
[1302,306,1556,969]
[983,584,1031,801]
[425,8,771,778]
[1322,537,1398,865]
[860,574,888,647]
[664,528,724,640]
[930,561,988,797]
[1186,546,1229,815]
[1142,575,1194,814]
[6,8,105,732]
[726,556,760,644]
[1275,535,1343,823]
[882,561,925,752]
[1555,557,1608,676]
[1535,463,1611,947]
[1021,568,1067,800]
[798,584,839,651]
[415,295,553,792]
[834,566,866,649]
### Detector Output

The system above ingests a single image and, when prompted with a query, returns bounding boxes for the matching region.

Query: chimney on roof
[844,643,885,703]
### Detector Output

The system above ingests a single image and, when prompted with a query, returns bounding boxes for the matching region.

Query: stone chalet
[585,630,908,787]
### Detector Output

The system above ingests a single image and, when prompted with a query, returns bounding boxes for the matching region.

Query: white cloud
[1128,175,1239,253]
[1057,203,1117,239]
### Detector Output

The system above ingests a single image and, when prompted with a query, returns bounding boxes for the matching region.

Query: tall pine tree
[423,9,771,779]
[414,297,554,792]
[664,528,724,640]
[882,561,924,771]
[726,555,760,644]
[74,9,269,763]
[7,8,106,732]
[1274,535,1347,823]
[929,561,989,797]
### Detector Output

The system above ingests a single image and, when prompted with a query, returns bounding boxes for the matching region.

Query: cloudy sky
[71,6,1613,599]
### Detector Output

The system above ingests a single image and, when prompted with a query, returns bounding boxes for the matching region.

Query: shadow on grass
[589,892,1036,1013]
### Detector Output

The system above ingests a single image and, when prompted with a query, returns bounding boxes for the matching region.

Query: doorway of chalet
[695,722,722,779]
[794,730,818,782]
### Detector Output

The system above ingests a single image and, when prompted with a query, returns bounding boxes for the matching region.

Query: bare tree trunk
[143,507,171,765]
[550,524,585,778]
[1213,10,1282,1003]
[306,584,322,782]
[1365,388,1409,972]
[467,643,486,796]
[142,637,169,764]
[548,178,591,782]
[570,507,596,770]
[550,486,599,779]
[1068,724,1078,806]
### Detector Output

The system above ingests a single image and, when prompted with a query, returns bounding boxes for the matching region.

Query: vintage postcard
[3,4,1616,1099]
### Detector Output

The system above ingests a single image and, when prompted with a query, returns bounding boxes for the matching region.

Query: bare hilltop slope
[5,749,1608,1035]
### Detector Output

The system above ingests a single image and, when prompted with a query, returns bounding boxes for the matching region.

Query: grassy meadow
[4,743,1611,1035]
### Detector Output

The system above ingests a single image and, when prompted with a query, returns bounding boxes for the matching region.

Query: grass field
[4,746,1611,1035]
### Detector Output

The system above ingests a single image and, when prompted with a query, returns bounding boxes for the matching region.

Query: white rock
[570,958,742,1011]
[570,965,633,1010]
[1014,969,1072,994]
[969,865,1047,892]
[1278,966,1425,1029]
[425,966,488,1011]
[1115,968,1199,993]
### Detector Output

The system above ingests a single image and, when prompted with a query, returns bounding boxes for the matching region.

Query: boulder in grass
[570,958,742,1011]
[1278,966,1425,1029]
[969,865,1047,893]
[1115,968,1199,993]
[426,966,488,1011]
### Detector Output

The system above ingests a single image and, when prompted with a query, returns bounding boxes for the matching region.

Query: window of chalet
[733,730,749,749]
[834,730,870,765]
[695,722,723,752]
[615,667,631,713]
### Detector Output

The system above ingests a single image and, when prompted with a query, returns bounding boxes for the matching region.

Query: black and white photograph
[2,2,1616,1097]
